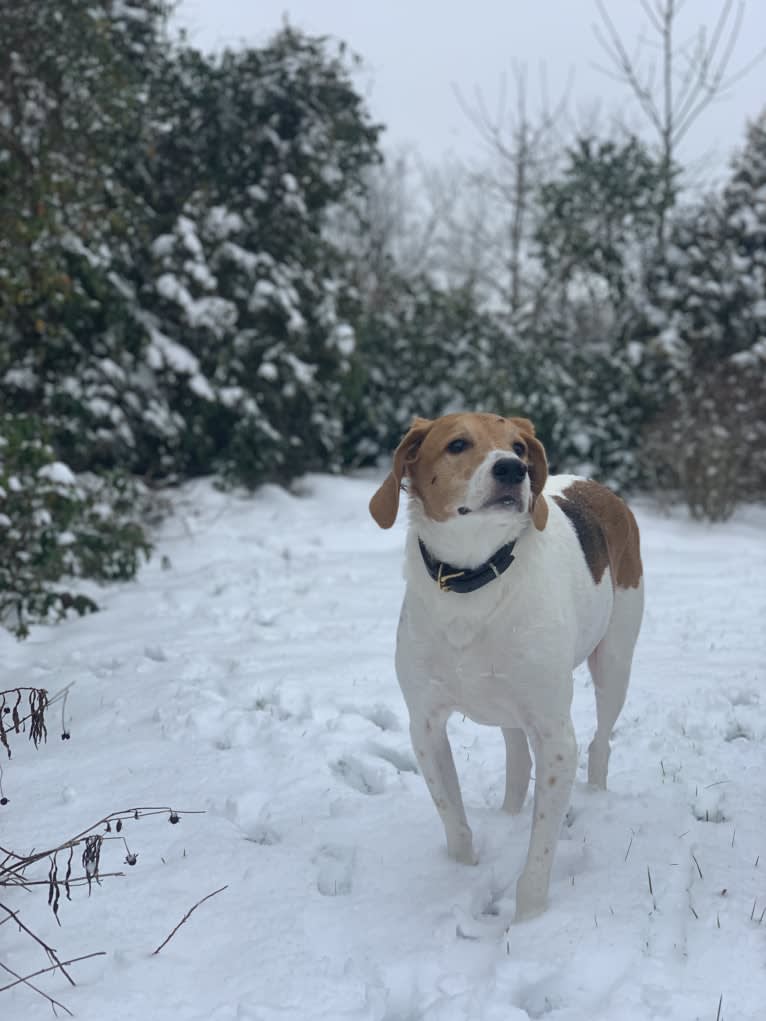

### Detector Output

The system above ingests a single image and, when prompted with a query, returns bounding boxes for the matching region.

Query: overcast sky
[174,1,766,181]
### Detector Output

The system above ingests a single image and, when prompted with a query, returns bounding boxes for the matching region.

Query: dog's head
[369,413,549,549]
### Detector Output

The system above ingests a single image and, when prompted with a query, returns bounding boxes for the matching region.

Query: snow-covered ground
[2,475,765,1021]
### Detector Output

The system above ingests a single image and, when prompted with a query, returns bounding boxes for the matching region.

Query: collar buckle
[437,564,466,592]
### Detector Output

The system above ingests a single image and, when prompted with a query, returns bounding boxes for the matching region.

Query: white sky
[174,1,766,180]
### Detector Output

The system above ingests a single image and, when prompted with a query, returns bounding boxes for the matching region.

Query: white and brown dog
[370,412,643,921]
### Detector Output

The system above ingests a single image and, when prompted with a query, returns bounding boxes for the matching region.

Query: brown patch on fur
[553,480,642,589]
[548,776,557,786]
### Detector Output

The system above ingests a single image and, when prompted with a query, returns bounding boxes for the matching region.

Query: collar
[418,538,516,594]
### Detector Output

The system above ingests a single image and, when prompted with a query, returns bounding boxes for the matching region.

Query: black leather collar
[418,538,516,594]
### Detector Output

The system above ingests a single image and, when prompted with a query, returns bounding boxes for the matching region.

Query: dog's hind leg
[409,712,477,865]
[587,581,644,789]
[501,727,532,814]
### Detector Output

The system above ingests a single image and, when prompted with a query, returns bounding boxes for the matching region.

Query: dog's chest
[399,598,545,726]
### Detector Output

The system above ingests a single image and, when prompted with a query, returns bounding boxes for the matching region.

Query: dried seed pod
[82,834,104,892]
[0,707,9,759]
[116,819,123,832]
[12,691,21,733]
[65,847,74,902]
[48,856,61,918]
[28,689,48,747]
[124,852,138,866]
[169,812,180,824]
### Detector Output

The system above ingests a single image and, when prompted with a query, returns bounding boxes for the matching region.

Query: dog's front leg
[515,716,577,921]
[502,727,532,814]
[409,711,477,865]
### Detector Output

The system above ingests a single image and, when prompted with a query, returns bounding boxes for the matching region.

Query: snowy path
[2,476,765,1020]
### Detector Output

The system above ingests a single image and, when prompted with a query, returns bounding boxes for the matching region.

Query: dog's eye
[446,438,470,455]
[512,441,526,457]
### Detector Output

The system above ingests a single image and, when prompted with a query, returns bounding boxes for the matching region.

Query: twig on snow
[0,959,73,1017]
[0,902,76,986]
[0,952,105,994]
[624,828,635,862]
[152,885,228,955]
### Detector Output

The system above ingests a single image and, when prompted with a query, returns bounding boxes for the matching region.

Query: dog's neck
[408,498,530,571]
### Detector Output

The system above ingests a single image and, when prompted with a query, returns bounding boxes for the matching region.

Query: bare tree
[593,0,766,246]
[327,151,449,312]
[454,63,570,314]
[416,159,496,298]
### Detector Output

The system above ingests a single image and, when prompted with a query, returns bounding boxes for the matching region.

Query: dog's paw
[514,874,548,922]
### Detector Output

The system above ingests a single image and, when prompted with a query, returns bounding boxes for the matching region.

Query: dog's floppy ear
[369,417,432,529]
[522,430,549,531]
[510,417,536,436]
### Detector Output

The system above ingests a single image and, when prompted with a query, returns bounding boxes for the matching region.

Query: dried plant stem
[0,952,105,994]
[3,871,125,891]
[691,852,703,880]
[0,960,73,1017]
[0,902,76,985]
[152,885,228,955]
[1,805,203,881]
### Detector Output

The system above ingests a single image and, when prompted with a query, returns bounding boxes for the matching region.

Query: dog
[369,412,643,921]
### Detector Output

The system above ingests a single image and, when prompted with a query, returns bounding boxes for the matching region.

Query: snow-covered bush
[0,0,181,478]
[520,135,671,486]
[1,14,380,488]
[641,365,765,520]
[342,278,510,463]
[643,111,766,516]
[137,29,381,485]
[0,416,150,638]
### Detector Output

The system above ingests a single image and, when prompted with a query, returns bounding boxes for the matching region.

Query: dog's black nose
[492,458,527,484]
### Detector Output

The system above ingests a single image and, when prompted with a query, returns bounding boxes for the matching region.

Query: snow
[2,477,765,1021]
[36,462,77,486]
[205,206,245,240]
[146,328,215,401]
[331,322,356,357]
[3,367,36,390]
